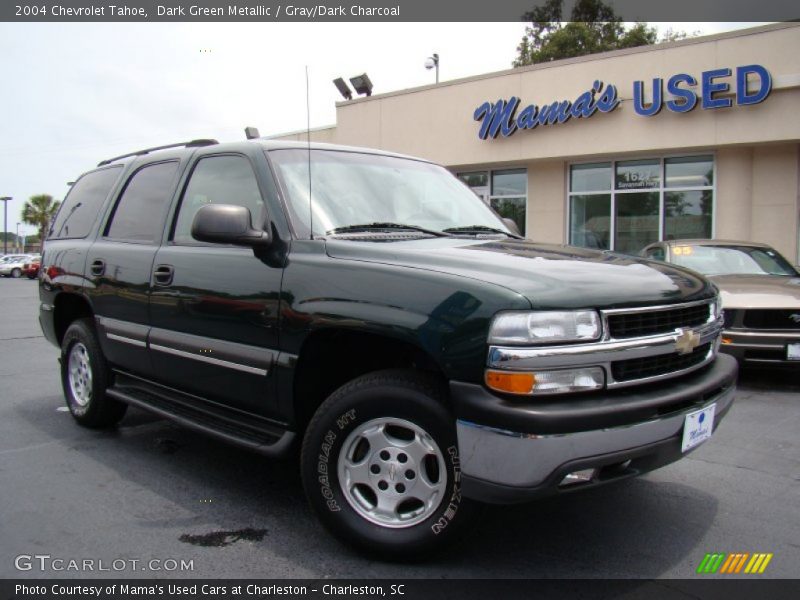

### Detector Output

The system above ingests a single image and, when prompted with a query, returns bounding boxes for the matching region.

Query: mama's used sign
[474,64,771,140]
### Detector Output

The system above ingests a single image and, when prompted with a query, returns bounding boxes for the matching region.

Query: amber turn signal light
[485,370,536,395]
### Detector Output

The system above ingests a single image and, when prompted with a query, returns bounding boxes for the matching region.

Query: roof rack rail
[97,139,219,166]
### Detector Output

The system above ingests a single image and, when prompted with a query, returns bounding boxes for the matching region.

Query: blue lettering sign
[701,68,733,109]
[632,64,770,117]
[595,82,620,113]
[633,79,663,116]
[736,64,771,105]
[665,74,698,113]
[571,88,596,118]
[473,97,519,139]
[473,81,618,140]
[517,103,538,130]
[475,65,771,137]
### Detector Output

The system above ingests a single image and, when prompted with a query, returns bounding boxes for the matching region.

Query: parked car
[641,239,800,366]
[22,257,41,279]
[1,254,29,264]
[0,254,34,278]
[40,138,736,558]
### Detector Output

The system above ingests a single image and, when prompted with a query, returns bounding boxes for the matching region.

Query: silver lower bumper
[456,383,735,491]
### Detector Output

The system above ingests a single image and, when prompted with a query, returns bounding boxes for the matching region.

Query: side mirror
[502,217,521,236]
[191,204,271,247]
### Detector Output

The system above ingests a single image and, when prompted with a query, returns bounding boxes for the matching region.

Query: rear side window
[106,161,179,242]
[172,155,265,245]
[48,166,122,239]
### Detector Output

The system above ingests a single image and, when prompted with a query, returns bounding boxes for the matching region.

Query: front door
[148,151,284,419]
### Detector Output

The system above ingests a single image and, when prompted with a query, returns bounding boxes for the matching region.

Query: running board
[106,376,295,457]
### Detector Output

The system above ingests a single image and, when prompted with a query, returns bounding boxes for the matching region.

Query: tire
[11,268,21,278]
[301,369,476,559]
[60,318,127,428]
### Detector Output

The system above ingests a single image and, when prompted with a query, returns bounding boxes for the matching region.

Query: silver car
[0,254,34,278]
[641,240,800,366]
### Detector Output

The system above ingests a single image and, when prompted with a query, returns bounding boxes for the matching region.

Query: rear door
[148,149,285,419]
[86,158,183,378]
[40,164,123,294]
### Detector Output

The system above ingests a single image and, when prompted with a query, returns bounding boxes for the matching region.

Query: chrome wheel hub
[67,343,92,407]
[337,417,447,528]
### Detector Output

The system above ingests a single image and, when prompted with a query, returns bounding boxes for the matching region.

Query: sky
[0,21,767,238]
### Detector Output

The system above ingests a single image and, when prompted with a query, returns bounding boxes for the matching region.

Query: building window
[568,155,713,253]
[457,168,527,235]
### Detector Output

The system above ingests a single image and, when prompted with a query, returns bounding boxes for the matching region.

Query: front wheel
[300,370,475,559]
[10,268,21,278]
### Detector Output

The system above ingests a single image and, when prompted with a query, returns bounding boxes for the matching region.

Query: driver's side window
[172,155,265,245]
[646,246,666,261]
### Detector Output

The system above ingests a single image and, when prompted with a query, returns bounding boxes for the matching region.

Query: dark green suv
[39,137,737,558]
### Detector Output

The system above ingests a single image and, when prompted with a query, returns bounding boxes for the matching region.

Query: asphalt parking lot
[0,277,798,579]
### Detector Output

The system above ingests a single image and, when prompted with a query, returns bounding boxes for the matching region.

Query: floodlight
[349,73,373,97]
[333,78,353,100]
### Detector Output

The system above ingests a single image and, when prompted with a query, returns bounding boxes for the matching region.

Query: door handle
[153,264,175,286]
[90,259,105,276]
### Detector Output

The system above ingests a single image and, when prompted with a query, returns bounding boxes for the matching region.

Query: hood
[710,274,800,309]
[325,237,715,310]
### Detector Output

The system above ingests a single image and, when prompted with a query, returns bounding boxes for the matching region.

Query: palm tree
[22,194,61,242]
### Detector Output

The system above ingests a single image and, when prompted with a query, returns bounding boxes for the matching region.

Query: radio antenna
[305,65,313,240]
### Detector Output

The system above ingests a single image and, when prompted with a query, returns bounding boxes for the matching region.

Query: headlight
[488,310,602,345]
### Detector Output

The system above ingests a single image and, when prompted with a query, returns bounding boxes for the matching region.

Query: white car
[0,255,35,278]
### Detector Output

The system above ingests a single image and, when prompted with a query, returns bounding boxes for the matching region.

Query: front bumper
[453,353,738,504]
[719,328,800,365]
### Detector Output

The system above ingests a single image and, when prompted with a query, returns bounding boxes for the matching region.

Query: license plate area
[681,404,716,453]
[787,343,800,361]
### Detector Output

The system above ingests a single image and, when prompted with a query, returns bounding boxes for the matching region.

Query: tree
[22,194,61,242]
[513,0,687,67]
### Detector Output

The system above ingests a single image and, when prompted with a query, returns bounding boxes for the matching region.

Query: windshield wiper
[326,222,452,238]
[442,225,522,239]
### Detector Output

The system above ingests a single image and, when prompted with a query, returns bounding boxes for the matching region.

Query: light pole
[425,53,440,84]
[0,197,11,255]
[16,223,20,252]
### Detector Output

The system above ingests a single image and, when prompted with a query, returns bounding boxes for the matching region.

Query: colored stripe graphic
[719,554,735,573]
[744,553,773,574]
[697,553,726,574]
[696,554,712,573]
[698,552,773,574]
[734,553,750,573]
[720,553,749,573]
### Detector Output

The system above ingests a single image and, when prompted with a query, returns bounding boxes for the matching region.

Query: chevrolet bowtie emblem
[675,329,701,355]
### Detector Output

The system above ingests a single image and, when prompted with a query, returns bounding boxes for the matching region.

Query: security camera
[424,57,436,70]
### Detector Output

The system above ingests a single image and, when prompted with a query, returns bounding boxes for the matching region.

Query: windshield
[670,244,798,276]
[269,149,511,238]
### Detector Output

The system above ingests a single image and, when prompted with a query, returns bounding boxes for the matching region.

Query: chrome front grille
[611,343,712,382]
[606,303,712,339]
